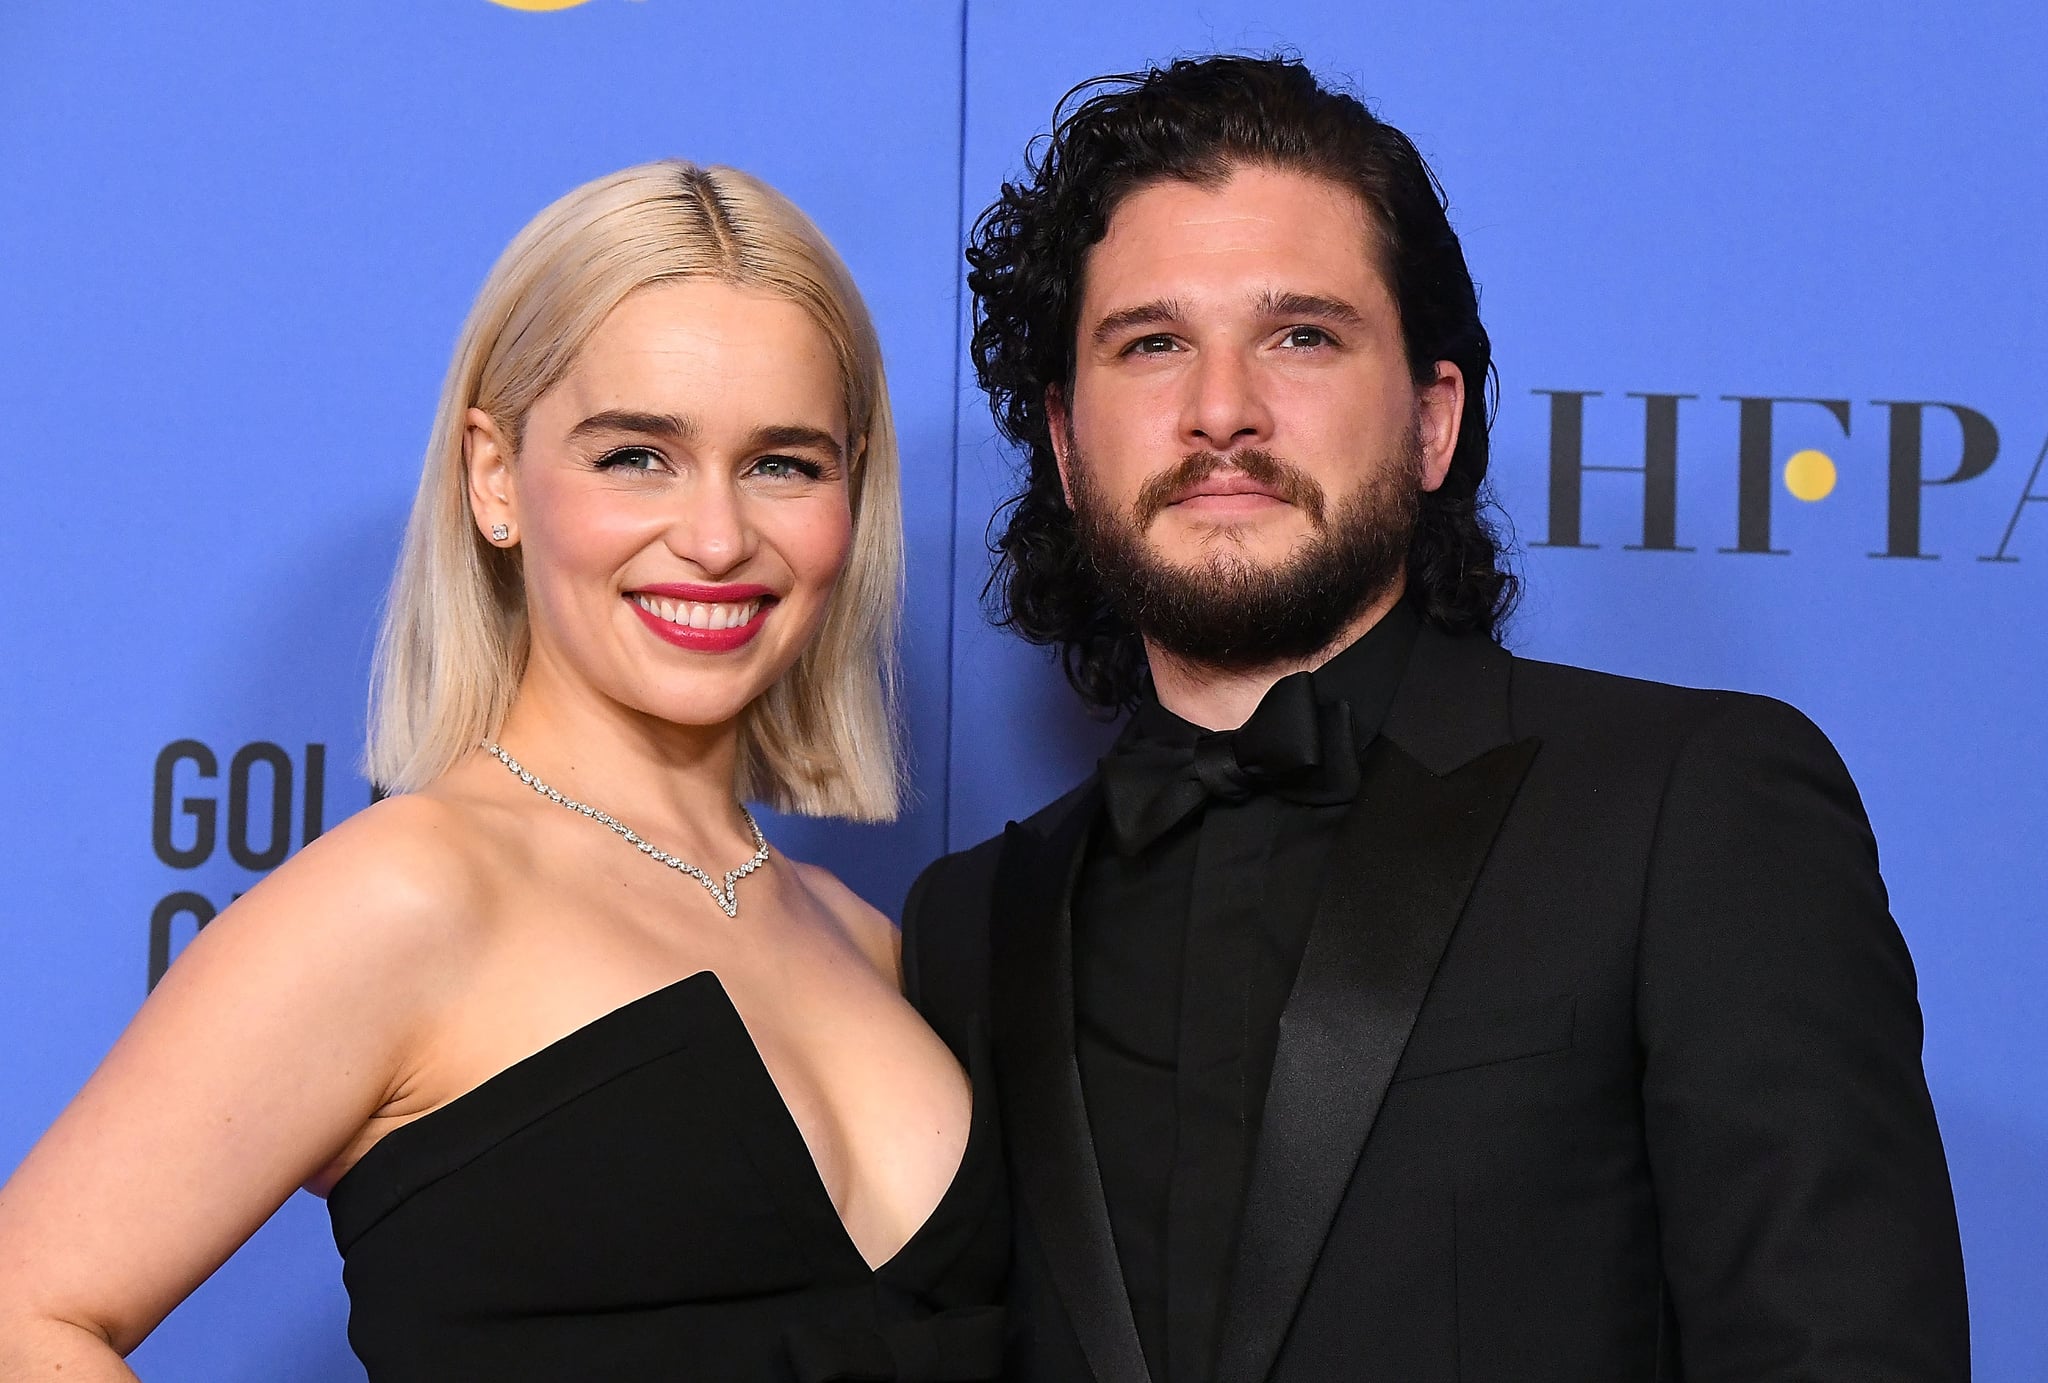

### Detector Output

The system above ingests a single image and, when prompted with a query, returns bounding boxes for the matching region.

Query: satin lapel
[1214,733,1541,1383]
[990,795,1153,1383]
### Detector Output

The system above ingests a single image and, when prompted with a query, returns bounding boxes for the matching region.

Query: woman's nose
[662,477,752,576]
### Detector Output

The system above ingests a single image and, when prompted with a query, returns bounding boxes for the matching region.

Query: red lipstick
[625,584,777,654]
[634,583,776,602]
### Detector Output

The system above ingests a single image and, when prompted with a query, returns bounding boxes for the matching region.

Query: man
[903,54,1969,1383]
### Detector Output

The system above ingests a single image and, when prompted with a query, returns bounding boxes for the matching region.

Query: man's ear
[1416,361,1466,493]
[1045,385,1076,507]
[464,407,520,546]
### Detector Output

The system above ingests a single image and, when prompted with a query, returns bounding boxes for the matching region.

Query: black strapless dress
[327,971,1007,1382]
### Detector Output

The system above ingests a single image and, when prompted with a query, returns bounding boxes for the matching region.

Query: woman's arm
[0,795,482,1377]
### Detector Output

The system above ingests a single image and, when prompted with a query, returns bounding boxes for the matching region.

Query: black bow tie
[1099,671,1360,854]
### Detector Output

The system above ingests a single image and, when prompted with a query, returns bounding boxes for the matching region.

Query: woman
[0,162,1004,1380]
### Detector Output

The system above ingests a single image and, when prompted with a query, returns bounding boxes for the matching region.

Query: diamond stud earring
[490,524,510,542]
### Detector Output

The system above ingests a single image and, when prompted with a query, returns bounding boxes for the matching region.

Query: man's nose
[1180,347,1274,452]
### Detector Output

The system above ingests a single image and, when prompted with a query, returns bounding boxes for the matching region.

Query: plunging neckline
[328,970,983,1276]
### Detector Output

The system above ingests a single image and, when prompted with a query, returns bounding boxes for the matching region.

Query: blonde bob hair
[366,161,902,821]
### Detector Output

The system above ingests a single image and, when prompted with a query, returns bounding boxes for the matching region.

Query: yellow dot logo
[488,0,596,9]
[1783,448,1837,502]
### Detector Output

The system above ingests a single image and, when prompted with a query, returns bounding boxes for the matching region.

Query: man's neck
[1144,583,1406,732]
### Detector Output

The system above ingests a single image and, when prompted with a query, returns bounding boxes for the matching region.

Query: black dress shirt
[1071,602,1420,1383]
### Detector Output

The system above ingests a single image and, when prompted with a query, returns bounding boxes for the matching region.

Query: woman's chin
[608,667,789,730]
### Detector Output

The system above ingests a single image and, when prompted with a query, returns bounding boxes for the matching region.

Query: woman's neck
[488,653,753,863]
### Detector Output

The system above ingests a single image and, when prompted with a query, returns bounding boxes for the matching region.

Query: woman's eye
[751,454,826,481]
[594,446,666,473]
[1282,326,1333,350]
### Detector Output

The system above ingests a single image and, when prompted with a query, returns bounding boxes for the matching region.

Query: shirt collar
[1122,597,1422,755]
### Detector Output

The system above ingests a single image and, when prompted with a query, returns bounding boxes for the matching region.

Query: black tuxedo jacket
[903,625,1969,1383]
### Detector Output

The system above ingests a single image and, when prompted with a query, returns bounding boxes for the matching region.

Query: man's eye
[594,446,665,472]
[751,454,826,481]
[1127,334,1180,356]
[1282,326,1333,349]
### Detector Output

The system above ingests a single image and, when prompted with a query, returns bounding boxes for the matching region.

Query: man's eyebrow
[566,409,699,442]
[1255,290,1366,326]
[1089,298,1186,346]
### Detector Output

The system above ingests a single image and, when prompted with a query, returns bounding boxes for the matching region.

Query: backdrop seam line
[941,0,971,856]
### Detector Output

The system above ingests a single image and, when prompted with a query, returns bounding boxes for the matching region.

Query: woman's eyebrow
[566,409,699,442]
[746,423,846,458]
[565,411,843,460]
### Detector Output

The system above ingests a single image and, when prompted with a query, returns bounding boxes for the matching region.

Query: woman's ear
[464,407,519,546]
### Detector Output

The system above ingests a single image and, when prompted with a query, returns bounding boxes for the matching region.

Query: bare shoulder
[788,859,901,988]
[251,789,493,931]
[176,785,508,1001]
[0,787,518,1351]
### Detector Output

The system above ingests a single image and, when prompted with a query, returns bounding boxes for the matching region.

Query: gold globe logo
[1782,448,1838,502]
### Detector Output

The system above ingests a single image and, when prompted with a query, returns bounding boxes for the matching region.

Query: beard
[1068,433,1422,671]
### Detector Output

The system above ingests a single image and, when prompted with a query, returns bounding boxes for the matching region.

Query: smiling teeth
[633,594,765,630]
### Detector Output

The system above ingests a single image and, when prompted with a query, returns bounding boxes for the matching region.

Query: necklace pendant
[481,741,770,919]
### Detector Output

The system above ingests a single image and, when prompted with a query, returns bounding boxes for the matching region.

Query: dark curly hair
[968,54,1518,711]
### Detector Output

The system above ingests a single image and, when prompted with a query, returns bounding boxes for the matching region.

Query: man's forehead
[1080,165,1391,313]
[1111,164,1373,224]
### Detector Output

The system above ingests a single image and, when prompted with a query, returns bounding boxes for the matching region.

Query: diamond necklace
[481,741,770,918]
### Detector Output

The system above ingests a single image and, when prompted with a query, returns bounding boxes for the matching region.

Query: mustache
[1130,449,1328,527]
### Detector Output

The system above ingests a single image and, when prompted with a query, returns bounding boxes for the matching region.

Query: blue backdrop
[1,2,2040,1377]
